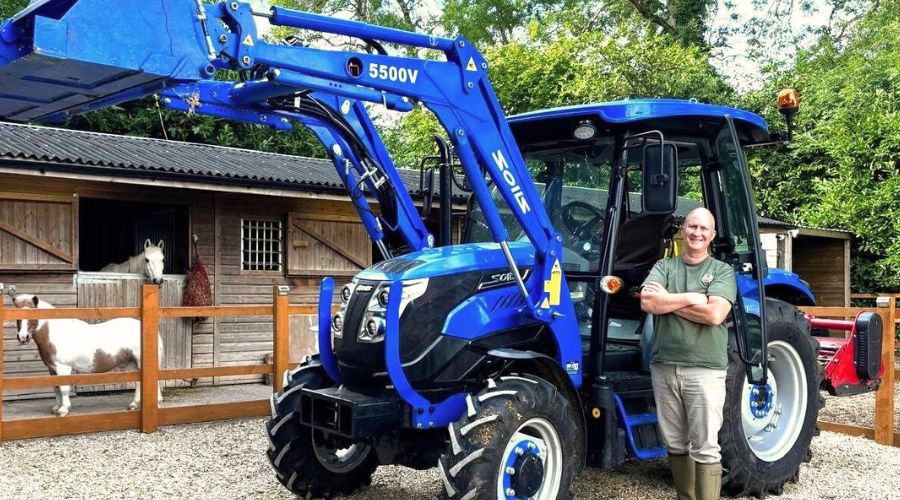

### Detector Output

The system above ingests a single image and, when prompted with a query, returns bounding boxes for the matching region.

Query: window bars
[241,219,283,272]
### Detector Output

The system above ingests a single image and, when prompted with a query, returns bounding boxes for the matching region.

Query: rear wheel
[438,374,582,499]
[265,358,378,498]
[720,300,823,497]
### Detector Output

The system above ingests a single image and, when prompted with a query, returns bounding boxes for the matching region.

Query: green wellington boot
[696,462,723,500]
[669,454,696,500]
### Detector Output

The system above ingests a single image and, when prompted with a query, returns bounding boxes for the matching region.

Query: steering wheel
[561,201,605,242]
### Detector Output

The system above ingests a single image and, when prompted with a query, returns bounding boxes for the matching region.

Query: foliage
[743,0,900,291]
[0,0,26,17]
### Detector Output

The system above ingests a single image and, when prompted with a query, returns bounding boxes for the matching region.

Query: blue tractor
[0,2,883,498]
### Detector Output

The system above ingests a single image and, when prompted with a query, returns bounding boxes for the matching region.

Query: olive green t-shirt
[642,255,737,370]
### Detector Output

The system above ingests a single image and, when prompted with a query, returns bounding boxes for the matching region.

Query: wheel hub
[503,438,546,499]
[749,383,774,419]
[511,452,544,497]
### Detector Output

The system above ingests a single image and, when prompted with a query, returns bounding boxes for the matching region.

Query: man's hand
[640,283,709,315]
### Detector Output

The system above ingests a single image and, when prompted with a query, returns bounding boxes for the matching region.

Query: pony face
[12,294,41,343]
[143,239,165,284]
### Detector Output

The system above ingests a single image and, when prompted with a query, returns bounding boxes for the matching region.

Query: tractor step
[614,394,667,460]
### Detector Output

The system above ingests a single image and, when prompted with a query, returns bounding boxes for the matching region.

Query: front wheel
[438,374,583,500]
[265,358,378,498]
[720,300,823,497]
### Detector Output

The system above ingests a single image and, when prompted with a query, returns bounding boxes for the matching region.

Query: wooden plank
[159,305,273,318]
[0,191,75,204]
[159,400,270,426]
[0,291,5,442]
[817,420,874,438]
[1,412,139,440]
[159,364,272,380]
[0,220,73,263]
[274,287,289,392]
[5,307,141,320]
[141,285,160,434]
[4,371,139,390]
[799,306,877,318]
[874,298,896,445]
[288,305,327,315]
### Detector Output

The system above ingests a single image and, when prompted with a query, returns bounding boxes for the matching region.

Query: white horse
[101,239,165,284]
[13,293,163,416]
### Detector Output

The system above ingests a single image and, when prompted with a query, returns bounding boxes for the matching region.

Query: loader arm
[0,0,571,323]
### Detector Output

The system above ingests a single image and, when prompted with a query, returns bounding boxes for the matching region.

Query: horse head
[12,294,44,344]
[143,239,165,284]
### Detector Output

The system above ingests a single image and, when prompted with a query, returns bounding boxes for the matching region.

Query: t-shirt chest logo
[701,273,714,286]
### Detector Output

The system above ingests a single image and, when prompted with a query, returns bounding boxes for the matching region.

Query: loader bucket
[0,0,212,122]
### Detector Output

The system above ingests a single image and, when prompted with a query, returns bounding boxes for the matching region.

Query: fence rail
[800,296,897,447]
[0,285,321,442]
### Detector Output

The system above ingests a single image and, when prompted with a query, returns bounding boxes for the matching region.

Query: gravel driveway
[1,418,898,499]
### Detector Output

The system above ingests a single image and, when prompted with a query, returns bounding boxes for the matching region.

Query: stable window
[241,219,283,272]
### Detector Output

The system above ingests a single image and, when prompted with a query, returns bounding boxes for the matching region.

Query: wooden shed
[0,122,441,400]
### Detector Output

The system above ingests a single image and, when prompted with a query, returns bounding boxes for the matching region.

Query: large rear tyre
[438,374,583,500]
[720,300,823,497]
[265,358,378,498]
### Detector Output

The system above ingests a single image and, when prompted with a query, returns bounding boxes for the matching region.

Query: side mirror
[642,143,678,214]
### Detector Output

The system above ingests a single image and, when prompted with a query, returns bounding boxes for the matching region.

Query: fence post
[273,286,290,393]
[0,284,5,444]
[141,284,160,434]
[874,296,896,445]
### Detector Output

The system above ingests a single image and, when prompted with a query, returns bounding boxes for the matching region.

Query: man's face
[682,214,715,253]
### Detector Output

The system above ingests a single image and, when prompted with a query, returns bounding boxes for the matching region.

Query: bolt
[416,423,423,428]
[281,118,289,124]
[481,62,488,69]
[515,447,524,456]
[556,235,562,242]
[429,421,434,428]
[458,40,465,48]
[163,98,171,104]
[456,128,465,136]
[527,442,536,450]
[242,55,251,65]
[506,467,516,475]
[230,2,239,10]
[506,488,516,497]
[467,82,474,89]
[218,34,227,43]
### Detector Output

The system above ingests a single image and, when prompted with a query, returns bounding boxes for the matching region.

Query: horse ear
[32,295,39,307]
[158,240,164,251]
[144,239,151,249]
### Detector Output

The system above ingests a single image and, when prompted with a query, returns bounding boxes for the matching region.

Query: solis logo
[492,149,531,214]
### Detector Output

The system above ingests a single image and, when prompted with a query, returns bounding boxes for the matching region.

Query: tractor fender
[486,348,587,472]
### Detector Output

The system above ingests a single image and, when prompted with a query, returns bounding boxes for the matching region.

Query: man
[640,207,736,500]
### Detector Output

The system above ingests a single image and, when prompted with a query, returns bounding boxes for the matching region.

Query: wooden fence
[0,284,318,442]
[801,296,898,447]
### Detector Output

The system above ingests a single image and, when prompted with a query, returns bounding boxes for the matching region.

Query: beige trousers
[650,363,726,464]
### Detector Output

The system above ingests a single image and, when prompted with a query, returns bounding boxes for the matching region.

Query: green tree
[744,0,900,291]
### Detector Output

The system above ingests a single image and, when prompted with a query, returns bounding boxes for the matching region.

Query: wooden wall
[1,172,367,399]
[792,236,849,306]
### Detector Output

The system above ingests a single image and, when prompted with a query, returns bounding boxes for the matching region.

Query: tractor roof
[509,99,770,145]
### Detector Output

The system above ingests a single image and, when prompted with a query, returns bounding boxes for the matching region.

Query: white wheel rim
[496,417,563,500]
[741,340,808,462]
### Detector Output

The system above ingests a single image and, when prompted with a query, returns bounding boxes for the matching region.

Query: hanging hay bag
[183,254,212,320]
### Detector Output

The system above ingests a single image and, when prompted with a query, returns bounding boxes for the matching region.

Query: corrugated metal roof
[0,121,354,191]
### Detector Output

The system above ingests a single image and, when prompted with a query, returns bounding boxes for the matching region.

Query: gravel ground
[819,382,900,430]
[1,418,898,500]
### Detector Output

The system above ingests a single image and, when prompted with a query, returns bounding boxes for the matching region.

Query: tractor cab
[466,99,773,387]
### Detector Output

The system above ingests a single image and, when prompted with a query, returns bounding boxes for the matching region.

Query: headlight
[332,312,344,338]
[341,283,354,303]
[358,278,429,343]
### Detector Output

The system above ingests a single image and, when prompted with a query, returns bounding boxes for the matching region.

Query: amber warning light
[776,88,800,141]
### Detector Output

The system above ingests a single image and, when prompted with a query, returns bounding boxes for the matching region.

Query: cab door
[704,116,769,384]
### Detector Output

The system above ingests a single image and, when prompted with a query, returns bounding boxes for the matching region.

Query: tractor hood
[357,241,535,282]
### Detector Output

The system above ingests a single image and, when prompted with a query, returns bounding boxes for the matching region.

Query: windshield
[464,137,616,272]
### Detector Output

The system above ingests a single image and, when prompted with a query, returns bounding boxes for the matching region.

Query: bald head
[684,208,715,232]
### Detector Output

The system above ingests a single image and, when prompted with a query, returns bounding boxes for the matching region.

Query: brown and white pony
[13,293,163,416]
[101,239,165,284]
